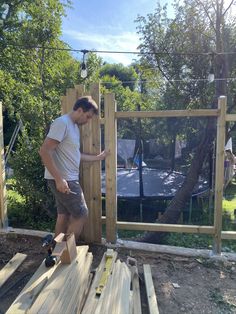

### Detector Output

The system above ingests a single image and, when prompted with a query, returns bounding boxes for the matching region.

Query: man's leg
[67,215,87,242]
[54,213,69,237]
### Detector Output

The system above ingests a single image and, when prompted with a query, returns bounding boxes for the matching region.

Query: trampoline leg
[140,203,143,222]
[188,197,193,223]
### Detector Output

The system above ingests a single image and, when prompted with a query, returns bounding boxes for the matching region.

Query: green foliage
[100,63,138,91]
[134,0,236,172]
[1,0,80,220]
[7,184,55,231]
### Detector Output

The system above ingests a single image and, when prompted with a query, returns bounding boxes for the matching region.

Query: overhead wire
[2,42,236,56]
[3,42,236,82]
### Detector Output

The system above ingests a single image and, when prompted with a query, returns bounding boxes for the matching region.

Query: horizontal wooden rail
[102,218,236,239]
[226,114,236,122]
[221,231,236,240]
[116,221,214,234]
[115,109,219,119]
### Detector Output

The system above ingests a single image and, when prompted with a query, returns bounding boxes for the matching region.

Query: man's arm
[80,150,109,162]
[39,138,70,193]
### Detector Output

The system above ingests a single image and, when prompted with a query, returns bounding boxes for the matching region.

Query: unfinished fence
[1,84,236,254]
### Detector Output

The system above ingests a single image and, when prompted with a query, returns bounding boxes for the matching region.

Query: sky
[61,0,173,65]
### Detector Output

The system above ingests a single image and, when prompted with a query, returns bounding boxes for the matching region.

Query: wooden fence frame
[104,94,236,254]
[1,86,236,254]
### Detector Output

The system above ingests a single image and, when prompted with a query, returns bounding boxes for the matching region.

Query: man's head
[73,96,98,114]
[72,96,98,125]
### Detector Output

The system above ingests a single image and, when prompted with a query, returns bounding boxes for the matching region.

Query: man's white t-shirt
[44,114,81,181]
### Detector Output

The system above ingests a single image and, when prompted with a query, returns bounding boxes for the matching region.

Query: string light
[2,43,236,82]
[208,53,215,83]
[80,49,88,79]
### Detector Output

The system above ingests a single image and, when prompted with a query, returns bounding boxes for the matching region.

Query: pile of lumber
[5,247,159,314]
[6,246,92,314]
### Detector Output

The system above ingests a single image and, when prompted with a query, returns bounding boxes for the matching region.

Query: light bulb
[208,73,215,83]
[80,62,87,79]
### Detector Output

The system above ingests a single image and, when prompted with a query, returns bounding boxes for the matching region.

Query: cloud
[63,29,140,65]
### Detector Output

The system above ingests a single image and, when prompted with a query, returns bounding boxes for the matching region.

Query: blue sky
[61,0,173,65]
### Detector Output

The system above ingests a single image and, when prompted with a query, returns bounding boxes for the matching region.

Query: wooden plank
[94,260,131,314]
[0,228,53,238]
[0,253,27,289]
[143,264,159,314]
[55,252,92,314]
[6,278,48,313]
[52,242,66,256]
[109,240,213,258]
[94,260,122,314]
[214,96,227,254]
[82,249,118,314]
[127,258,141,314]
[82,83,102,243]
[78,272,94,314]
[117,221,215,234]
[221,231,236,240]
[116,262,131,314]
[0,101,7,228]
[6,256,61,313]
[66,88,78,112]
[104,93,117,243]
[61,95,67,115]
[80,110,94,241]
[28,246,89,314]
[89,83,102,243]
[75,84,86,97]
[115,109,219,119]
[226,113,236,121]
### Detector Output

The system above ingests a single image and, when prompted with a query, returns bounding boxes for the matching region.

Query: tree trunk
[140,117,216,243]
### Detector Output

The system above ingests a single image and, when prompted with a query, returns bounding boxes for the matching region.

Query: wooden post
[104,93,117,243]
[0,102,7,228]
[80,83,102,243]
[60,84,103,242]
[213,96,226,254]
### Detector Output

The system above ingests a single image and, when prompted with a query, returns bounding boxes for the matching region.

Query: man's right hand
[55,178,70,194]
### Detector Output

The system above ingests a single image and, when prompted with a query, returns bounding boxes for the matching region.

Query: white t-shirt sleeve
[47,118,67,142]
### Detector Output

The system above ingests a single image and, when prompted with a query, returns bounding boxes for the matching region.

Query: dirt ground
[0,234,236,314]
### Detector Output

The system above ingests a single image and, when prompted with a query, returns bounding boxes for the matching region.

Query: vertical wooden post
[66,88,78,112]
[80,83,102,243]
[0,102,7,228]
[60,84,103,242]
[213,96,226,254]
[104,93,117,243]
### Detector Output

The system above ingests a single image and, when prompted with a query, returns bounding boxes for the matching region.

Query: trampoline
[101,168,209,199]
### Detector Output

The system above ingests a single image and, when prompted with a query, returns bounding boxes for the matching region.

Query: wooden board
[82,249,118,314]
[143,264,159,314]
[0,253,27,289]
[28,246,89,314]
[6,256,60,313]
[104,93,117,243]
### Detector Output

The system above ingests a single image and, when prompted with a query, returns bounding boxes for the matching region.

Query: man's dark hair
[73,96,98,114]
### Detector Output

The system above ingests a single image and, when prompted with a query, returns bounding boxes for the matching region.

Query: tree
[100,63,138,91]
[136,0,236,243]
[0,0,81,219]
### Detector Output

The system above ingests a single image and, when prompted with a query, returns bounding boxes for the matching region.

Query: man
[39,96,108,241]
